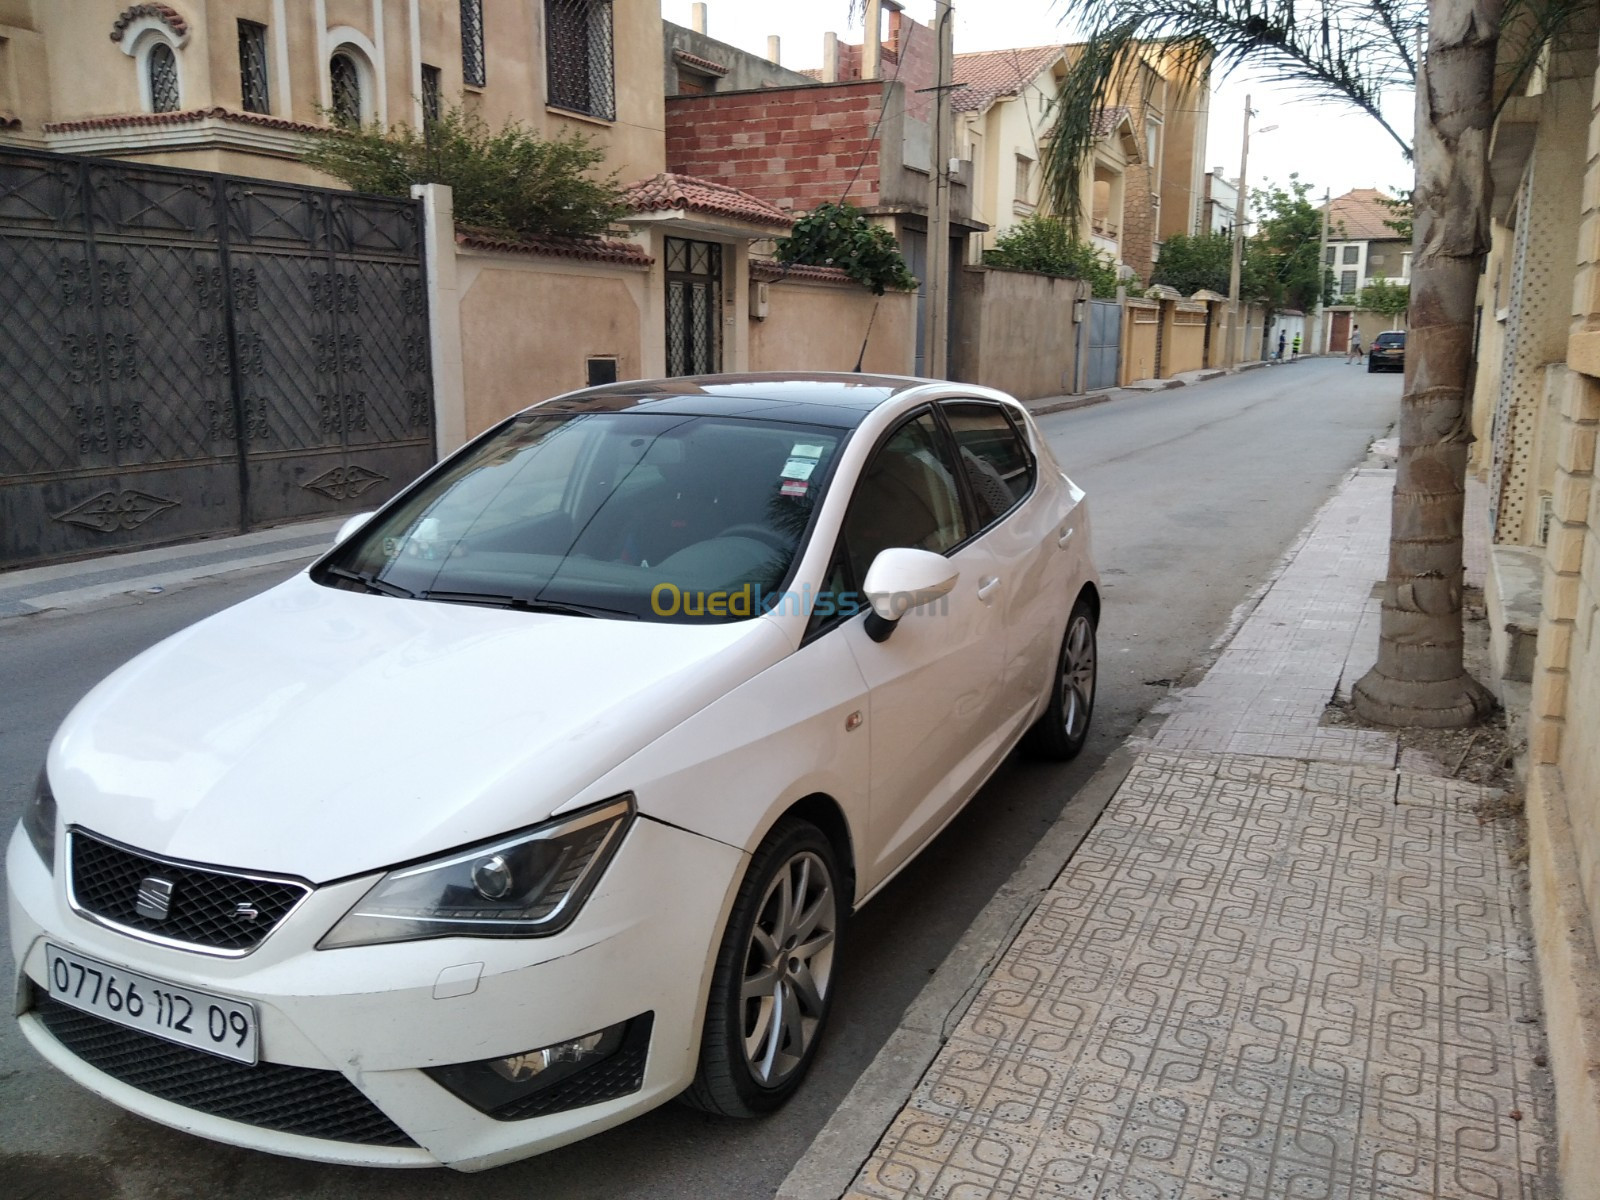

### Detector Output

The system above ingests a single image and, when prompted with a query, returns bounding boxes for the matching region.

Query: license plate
[44,944,259,1065]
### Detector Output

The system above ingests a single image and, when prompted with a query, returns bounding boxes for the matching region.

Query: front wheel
[1021,597,1098,761]
[681,818,842,1117]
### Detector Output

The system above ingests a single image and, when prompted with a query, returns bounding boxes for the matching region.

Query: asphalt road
[0,357,1399,1199]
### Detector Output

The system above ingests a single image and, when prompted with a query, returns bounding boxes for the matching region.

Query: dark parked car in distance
[1368,330,1405,373]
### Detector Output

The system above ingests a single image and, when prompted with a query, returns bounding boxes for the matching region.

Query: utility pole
[1226,95,1255,367]
[1312,188,1330,354]
[923,0,954,378]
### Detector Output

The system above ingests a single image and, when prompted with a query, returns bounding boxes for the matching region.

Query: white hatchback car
[8,373,1099,1171]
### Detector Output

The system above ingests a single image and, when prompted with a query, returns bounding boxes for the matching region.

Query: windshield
[318,410,843,622]
[1375,333,1405,346]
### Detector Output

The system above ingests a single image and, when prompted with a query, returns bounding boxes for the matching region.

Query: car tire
[1367,361,1377,372]
[1021,597,1097,761]
[681,817,842,1117]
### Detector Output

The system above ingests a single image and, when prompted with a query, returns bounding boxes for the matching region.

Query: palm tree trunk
[1351,0,1500,727]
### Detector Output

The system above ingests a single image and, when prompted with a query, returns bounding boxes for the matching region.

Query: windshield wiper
[324,565,416,598]
[420,590,636,619]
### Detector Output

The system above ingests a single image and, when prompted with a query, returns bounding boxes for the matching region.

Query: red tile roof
[621,172,792,229]
[672,49,729,77]
[1090,105,1133,139]
[456,229,653,266]
[110,4,189,42]
[951,45,1065,113]
[45,106,320,135]
[750,260,854,284]
[1326,188,1405,242]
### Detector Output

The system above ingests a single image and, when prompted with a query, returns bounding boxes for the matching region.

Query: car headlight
[318,795,634,949]
[21,770,57,871]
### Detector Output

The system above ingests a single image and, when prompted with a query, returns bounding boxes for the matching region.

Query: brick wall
[666,83,886,212]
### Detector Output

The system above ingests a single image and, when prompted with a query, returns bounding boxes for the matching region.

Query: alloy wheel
[740,850,837,1087]
[1062,613,1096,739]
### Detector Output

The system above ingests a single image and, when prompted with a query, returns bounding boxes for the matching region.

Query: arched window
[330,51,362,125]
[147,41,180,112]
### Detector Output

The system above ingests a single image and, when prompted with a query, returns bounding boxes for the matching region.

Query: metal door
[664,236,722,376]
[1085,300,1121,391]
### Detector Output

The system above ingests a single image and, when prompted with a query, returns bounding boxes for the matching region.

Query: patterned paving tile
[848,752,1551,1199]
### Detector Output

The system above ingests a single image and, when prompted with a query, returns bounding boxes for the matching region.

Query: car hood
[50,575,790,882]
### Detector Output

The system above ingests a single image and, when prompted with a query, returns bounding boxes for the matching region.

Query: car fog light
[490,1029,608,1083]
[424,1013,653,1120]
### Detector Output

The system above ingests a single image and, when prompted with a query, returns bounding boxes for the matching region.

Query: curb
[775,741,1144,1200]
[1024,390,1116,417]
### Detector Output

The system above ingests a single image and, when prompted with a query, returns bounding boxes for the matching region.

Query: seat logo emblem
[134,876,175,921]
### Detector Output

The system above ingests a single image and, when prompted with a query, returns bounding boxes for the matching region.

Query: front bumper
[7,817,744,1171]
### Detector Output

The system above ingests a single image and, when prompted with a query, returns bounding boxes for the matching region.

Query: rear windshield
[318,411,843,622]
[1374,332,1405,346]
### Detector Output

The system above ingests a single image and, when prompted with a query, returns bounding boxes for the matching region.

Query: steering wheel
[716,523,791,552]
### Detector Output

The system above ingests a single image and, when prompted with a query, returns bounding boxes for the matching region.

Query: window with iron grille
[330,51,362,125]
[546,0,615,121]
[147,41,180,112]
[1342,244,1359,264]
[238,21,270,113]
[1340,269,1357,294]
[460,0,486,87]
[421,63,442,122]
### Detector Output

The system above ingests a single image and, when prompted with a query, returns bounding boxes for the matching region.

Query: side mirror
[861,547,960,642]
[334,512,375,545]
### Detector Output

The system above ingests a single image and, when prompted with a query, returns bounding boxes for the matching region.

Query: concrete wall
[750,271,915,376]
[454,244,650,438]
[950,266,1088,400]
[662,22,817,95]
[1159,299,1208,377]
[1121,298,1160,384]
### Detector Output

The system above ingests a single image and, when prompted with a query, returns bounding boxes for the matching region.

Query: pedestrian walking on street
[1346,323,1363,364]
[1292,333,1301,357]
[1277,330,1287,360]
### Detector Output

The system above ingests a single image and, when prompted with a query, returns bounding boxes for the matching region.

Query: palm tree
[1041,0,1575,727]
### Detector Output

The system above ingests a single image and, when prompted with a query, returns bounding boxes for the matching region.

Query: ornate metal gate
[0,148,434,570]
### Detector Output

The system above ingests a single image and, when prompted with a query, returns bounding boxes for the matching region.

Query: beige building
[0,0,667,187]
[947,40,1207,284]
[1323,187,1411,301]
[1464,14,1600,1199]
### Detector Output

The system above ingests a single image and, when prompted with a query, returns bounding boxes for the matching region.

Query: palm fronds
[1041,1,1425,224]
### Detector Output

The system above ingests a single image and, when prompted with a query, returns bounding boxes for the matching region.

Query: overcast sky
[662,0,1416,212]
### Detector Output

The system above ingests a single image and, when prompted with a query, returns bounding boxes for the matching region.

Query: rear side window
[942,402,1036,527]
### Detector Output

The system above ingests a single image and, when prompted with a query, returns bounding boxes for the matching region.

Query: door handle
[1057,526,1075,549]
[977,576,1001,602]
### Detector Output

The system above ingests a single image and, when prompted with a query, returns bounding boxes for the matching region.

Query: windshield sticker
[780,479,809,498]
[781,458,816,481]
[791,443,825,460]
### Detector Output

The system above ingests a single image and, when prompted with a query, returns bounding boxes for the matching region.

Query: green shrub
[983,215,1121,298]
[303,105,625,240]
[774,203,917,295]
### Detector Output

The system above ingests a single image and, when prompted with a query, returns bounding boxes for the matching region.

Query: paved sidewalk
[844,468,1556,1199]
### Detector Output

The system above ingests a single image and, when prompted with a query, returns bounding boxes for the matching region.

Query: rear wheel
[682,818,842,1117]
[1022,597,1097,761]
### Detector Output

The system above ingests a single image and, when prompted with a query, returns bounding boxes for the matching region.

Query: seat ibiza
[8,373,1099,1170]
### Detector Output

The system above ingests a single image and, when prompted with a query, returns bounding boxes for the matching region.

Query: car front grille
[33,992,417,1147]
[69,829,309,955]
